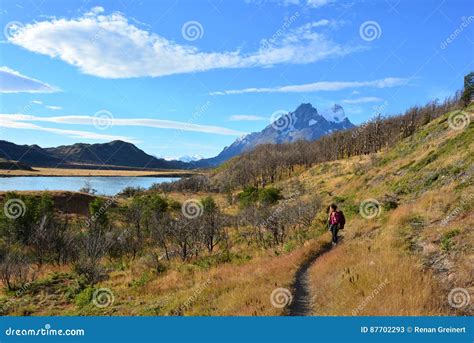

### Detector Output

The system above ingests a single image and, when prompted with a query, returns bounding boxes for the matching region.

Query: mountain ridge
[0,103,354,170]
[0,140,188,170]
[193,103,354,167]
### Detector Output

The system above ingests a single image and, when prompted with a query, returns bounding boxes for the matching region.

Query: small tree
[200,196,223,253]
[73,229,111,284]
[79,180,97,195]
[74,199,113,284]
[462,72,474,106]
[169,216,199,261]
[87,197,112,234]
[0,193,54,245]
[0,248,36,291]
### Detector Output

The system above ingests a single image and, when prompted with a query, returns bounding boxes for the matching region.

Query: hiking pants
[329,224,339,244]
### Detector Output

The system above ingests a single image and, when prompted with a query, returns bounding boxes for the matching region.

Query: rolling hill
[0,140,188,170]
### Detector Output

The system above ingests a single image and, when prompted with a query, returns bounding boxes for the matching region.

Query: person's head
[330,204,337,213]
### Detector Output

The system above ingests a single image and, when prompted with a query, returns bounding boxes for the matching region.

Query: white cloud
[0,66,59,93]
[307,0,332,8]
[45,105,63,110]
[0,114,245,136]
[0,118,135,142]
[31,100,43,104]
[229,115,266,121]
[7,10,357,78]
[85,6,105,15]
[246,0,333,7]
[343,96,384,104]
[211,77,409,95]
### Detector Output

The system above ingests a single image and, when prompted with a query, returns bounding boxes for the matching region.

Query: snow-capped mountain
[194,103,354,167]
[320,104,347,123]
[178,154,204,162]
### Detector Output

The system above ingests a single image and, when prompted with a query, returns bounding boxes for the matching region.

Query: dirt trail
[287,242,333,316]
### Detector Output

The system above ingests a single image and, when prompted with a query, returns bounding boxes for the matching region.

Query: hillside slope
[1,106,471,316]
[133,105,472,316]
[293,107,473,315]
[150,106,472,316]
[0,140,188,170]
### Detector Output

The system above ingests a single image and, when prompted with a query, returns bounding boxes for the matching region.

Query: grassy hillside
[0,105,472,316]
[298,107,473,315]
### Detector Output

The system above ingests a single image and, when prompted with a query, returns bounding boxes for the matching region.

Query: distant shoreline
[0,167,196,178]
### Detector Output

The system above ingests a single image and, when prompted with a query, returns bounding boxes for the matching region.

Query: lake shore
[0,167,196,178]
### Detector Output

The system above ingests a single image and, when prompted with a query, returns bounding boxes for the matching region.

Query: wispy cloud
[307,0,333,8]
[343,96,384,104]
[0,118,135,142]
[45,105,63,110]
[0,66,59,93]
[211,77,409,95]
[229,115,267,121]
[7,9,358,78]
[0,114,246,136]
[245,0,333,7]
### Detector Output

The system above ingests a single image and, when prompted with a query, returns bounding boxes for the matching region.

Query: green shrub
[333,195,347,203]
[193,252,251,269]
[258,187,282,205]
[237,187,282,207]
[411,151,440,172]
[237,186,259,207]
[130,271,151,288]
[344,203,360,216]
[75,287,95,308]
[283,241,297,253]
[441,229,461,252]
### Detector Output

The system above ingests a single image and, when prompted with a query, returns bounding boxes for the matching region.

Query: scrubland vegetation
[0,85,472,316]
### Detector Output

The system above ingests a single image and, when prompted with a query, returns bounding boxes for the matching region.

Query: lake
[0,176,180,196]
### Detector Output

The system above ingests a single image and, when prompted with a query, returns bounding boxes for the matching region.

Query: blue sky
[0,0,472,159]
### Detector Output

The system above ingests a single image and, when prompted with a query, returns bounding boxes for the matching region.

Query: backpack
[336,210,345,230]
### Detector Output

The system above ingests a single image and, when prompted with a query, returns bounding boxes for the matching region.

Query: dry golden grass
[280,112,474,316]
[89,236,330,316]
[308,217,447,316]
[2,109,472,316]
[15,234,330,316]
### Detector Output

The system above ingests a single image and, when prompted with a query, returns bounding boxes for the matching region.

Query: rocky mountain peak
[194,102,354,167]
